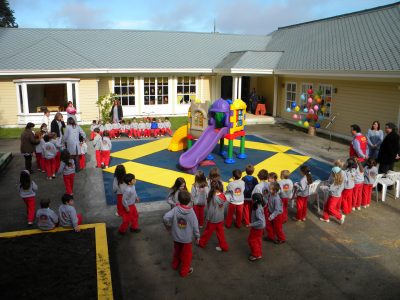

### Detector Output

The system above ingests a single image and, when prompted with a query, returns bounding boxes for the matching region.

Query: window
[144,77,168,105]
[114,77,135,106]
[177,76,196,104]
[319,84,332,117]
[285,82,297,110]
[300,83,313,110]
[26,83,67,113]
[18,85,24,113]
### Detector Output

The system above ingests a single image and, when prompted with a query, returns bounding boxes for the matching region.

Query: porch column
[237,76,242,100]
[273,75,278,117]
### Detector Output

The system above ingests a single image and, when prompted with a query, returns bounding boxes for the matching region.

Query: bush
[96,93,117,122]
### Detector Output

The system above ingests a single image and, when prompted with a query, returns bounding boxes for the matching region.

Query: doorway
[241,76,251,104]
[221,76,232,100]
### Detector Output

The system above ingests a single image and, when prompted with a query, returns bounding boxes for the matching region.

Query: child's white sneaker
[319,217,330,223]
[352,208,355,211]
[361,206,367,209]
[215,246,222,252]
[356,207,361,211]
[340,215,346,225]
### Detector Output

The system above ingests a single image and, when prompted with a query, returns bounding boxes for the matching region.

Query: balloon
[300,94,306,101]
[316,98,322,104]
[307,113,313,119]
[307,89,313,95]
[314,105,319,111]
[293,114,298,119]
[309,109,314,114]
[307,97,313,103]
[321,107,327,113]
[303,121,309,128]
[303,108,308,113]
[313,115,318,121]
[297,120,303,125]
[319,115,324,121]
[286,107,291,112]
[315,123,321,128]
[295,106,300,112]
[291,102,297,108]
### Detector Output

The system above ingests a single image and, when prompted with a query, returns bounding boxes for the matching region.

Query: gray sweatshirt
[267,193,283,220]
[344,169,356,189]
[250,205,266,229]
[43,142,57,159]
[163,205,200,243]
[328,182,344,197]
[59,204,79,228]
[112,177,127,195]
[191,184,209,206]
[206,193,227,223]
[35,139,45,153]
[93,134,102,150]
[166,190,180,207]
[278,179,294,199]
[122,185,138,208]
[101,137,112,151]
[355,166,364,184]
[364,166,378,185]
[226,180,245,205]
[295,176,310,197]
[57,159,75,176]
[19,181,38,198]
[36,208,59,230]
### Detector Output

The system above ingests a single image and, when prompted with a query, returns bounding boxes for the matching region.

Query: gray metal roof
[265,2,400,72]
[215,51,283,70]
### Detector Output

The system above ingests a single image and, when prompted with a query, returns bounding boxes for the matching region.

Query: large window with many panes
[285,82,297,110]
[144,77,168,105]
[177,76,196,104]
[319,84,332,117]
[300,83,313,110]
[114,77,135,106]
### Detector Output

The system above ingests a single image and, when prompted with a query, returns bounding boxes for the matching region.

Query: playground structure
[172,98,247,173]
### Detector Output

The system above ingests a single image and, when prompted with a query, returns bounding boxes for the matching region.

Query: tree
[0,0,18,28]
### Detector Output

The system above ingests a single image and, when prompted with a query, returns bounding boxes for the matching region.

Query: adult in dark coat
[20,122,40,172]
[377,122,399,174]
[109,99,123,123]
[50,112,66,138]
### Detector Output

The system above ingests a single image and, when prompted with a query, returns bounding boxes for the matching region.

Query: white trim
[238,76,242,100]
[275,70,400,79]
[273,75,278,117]
[13,78,80,83]
[214,68,274,75]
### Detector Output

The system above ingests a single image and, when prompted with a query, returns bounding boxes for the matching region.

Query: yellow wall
[201,76,212,102]
[78,78,99,122]
[0,80,18,125]
[278,77,400,137]
[255,77,275,115]
[98,77,112,97]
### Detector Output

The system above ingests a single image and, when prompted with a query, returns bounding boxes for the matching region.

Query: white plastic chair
[291,180,322,211]
[374,174,395,202]
[387,171,400,199]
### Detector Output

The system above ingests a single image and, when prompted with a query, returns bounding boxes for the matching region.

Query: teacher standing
[377,122,399,174]
[64,117,86,171]
[109,99,123,123]
[20,122,40,173]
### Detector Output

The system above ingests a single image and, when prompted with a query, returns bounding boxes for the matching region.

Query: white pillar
[238,76,242,100]
[233,76,238,100]
[22,83,29,114]
[273,75,278,117]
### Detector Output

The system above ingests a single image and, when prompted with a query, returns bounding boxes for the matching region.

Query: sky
[9,0,396,34]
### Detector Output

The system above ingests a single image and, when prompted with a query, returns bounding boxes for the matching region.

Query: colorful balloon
[316,98,322,104]
[315,123,321,128]
[300,94,306,101]
[295,106,300,112]
[291,102,297,108]
[308,97,313,103]
[303,108,308,113]
[297,120,303,125]
[313,115,318,121]
[314,105,319,111]
[293,114,298,119]
[321,106,326,113]
[307,89,313,95]
[303,121,309,128]
[309,109,314,114]
[286,107,291,112]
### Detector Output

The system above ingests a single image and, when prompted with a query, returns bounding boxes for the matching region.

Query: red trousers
[243,200,253,226]
[95,150,101,168]
[63,173,75,195]
[144,129,150,137]
[248,228,263,257]
[336,196,342,211]
[172,241,193,277]
[352,183,363,208]
[44,158,56,177]
[119,204,139,233]
[101,150,111,167]
[110,129,120,138]
[130,129,137,138]
[90,132,96,140]
[193,205,205,227]
[199,221,228,251]
[137,129,144,137]
[79,154,86,169]
[116,194,124,216]
[55,151,61,171]
[322,196,342,220]
[225,203,243,228]
[35,152,43,170]
[151,129,159,137]
[77,213,83,225]
[165,128,172,136]
[296,196,308,220]
[362,184,373,206]
[341,188,353,214]
[23,196,35,223]
[265,209,285,241]
[281,197,289,223]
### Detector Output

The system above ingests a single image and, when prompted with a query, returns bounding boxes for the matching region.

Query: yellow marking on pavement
[111,138,171,160]
[230,139,291,153]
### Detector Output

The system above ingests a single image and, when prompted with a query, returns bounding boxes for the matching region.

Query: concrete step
[0,152,13,172]
[245,114,277,125]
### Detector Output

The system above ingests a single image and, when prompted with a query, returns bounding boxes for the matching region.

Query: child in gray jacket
[320,167,345,224]
[225,169,245,228]
[362,158,378,208]
[248,193,266,261]
[163,190,199,277]
[36,198,58,231]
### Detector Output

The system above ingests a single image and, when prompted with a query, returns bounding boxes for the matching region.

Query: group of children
[90,117,172,140]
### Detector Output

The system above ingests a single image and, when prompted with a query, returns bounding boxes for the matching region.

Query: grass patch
[0,127,24,139]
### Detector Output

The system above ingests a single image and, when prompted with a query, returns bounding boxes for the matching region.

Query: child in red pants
[163,191,200,277]
[119,173,141,234]
[248,193,266,261]
[57,149,76,195]
[293,165,313,222]
[352,158,364,211]
[265,182,286,244]
[113,165,127,217]
[100,131,112,168]
[242,164,259,227]
[92,128,102,168]
[199,180,229,252]
[191,170,209,228]
[225,169,246,228]
[342,159,357,214]
[278,170,293,223]
[362,158,378,208]
[43,134,57,180]
[19,170,38,226]
[164,117,173,136]
[59,194,83,232]
[79,136,87,169]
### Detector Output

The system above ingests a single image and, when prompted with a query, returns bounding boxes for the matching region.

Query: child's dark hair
[245,164,255,175]
[40,198,50,208]
[232,169,242,180]
[62,194,73,204]
[171,177,187,194]
[194,170,207,188]
[208,167,221,181]
[252,193,265,210]
[20,170,31,190]
[165,117,169,120]
[366,158,377,168]
[124,173,135,184]
[257,169,269,181]
[121,120,125,124]
[350,124,361,133]
[92,120,97,124]
[60,149,73,167]
[269,182,281,193]
[178,190,191,206]
[114,165,126,185]
[268,172,278,181]
[43,135,50,142]
[103,130,109,137]
[79,135,84,143]
[207,179,224,204]
[300,165,312,184]
[346,158,357,169]
[152,118,156,121]
[40,123,47,130]
[94,128,100,133]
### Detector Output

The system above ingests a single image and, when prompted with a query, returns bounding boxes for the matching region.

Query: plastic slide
[179,125,228,172]
[167,125,188,152]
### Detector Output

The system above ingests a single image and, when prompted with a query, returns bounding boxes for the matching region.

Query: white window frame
[300,83,313,111]
[143,77,169,106]
[285,82,297,110]
[177,76,197,105]
[113,77,136,106]
[318,84,333,118]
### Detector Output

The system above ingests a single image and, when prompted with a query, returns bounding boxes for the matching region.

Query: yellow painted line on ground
[251,152,310,177]
[229,139,292,153]
[0,223,114,300]
[111,138,171,160]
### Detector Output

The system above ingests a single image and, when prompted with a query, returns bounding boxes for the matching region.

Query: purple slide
[179,125,228,172]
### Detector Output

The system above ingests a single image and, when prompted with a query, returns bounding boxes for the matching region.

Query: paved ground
[1,123,400,300]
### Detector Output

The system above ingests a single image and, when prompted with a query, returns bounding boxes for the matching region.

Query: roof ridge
[277,1,400,30]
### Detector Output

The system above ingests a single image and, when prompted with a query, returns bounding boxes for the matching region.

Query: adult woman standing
[367,121,384,159]
[50,112,66,138]
[64,117,86,171]
[377,122,399,174]
[109,99,123,123]
[20,122,40,172]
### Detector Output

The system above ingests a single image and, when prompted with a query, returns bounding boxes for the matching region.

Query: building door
[221,76,232,100]
[241,76,251,103]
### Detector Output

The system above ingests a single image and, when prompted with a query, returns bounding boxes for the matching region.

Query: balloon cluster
[287,88,323,128]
